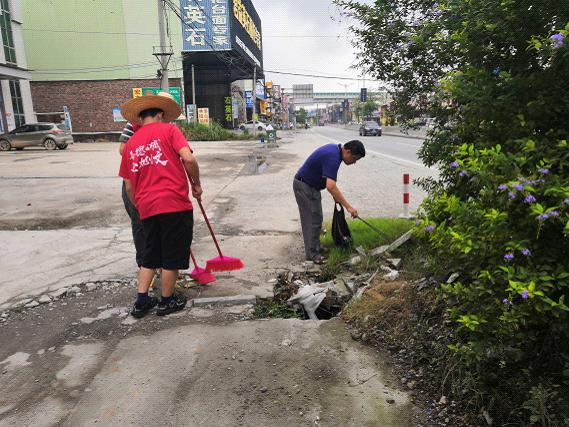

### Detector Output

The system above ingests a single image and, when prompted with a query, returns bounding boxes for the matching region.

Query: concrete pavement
[0,129,434,425]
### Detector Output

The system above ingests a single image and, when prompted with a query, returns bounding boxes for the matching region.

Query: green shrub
[178,121,256,141]
[337,0,569,422]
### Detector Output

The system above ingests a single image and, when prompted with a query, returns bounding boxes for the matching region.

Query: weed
[252,300,301,319]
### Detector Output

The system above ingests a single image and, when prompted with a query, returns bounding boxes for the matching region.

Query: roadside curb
[381,131,426,141]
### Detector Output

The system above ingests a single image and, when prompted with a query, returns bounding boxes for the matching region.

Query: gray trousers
[121,181,145,267]
[293,178,323,261]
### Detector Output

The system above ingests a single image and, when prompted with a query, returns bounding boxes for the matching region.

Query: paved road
[314,125,428,169]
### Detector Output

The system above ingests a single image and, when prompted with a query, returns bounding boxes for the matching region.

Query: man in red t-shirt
[119,92,202,317]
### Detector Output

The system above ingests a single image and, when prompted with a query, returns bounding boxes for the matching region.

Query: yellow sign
[198,108,210,125]
[233,0,261,49]
[260,100,267,115]
[132,88,143,98]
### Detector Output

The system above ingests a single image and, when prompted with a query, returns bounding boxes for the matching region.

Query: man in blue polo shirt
[293,140,366,263]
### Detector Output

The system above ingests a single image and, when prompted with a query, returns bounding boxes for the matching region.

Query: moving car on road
[238,120,267,132]
[359,121,382,136]
[0,123,73,151]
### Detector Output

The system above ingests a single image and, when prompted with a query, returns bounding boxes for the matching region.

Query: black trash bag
[331,202,353,247]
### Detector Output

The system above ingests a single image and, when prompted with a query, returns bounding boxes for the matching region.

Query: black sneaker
[130,296,158,318]
[156,293,187,316]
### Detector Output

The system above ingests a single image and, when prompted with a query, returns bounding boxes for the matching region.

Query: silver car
[0,123,73,151]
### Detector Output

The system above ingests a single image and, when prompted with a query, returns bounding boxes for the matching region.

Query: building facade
[0,0,35,132]
[22,0,184,133]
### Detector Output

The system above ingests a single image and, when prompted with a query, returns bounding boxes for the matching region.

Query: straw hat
[121,91,182,123]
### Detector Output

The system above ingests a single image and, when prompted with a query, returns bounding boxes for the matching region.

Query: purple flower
[498,184,508,191]
[521,290,529,299]
[504,253,514,261]
[524,195,536,204]
[512,184,523,191]
[564,198,569,206]
[521,248,532,257]
[508,192,517,200]
[450,161,459,168]
[415,219,422,226]
[426,225,435,233]
[537,213,550,221]
[551,33,564,49]
[538,168,550,175]
[458,171,468,177]
[549,210,560,217]
[502,298,513,306]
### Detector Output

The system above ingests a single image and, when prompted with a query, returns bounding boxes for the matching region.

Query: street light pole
[156,0,170,91]
[252,66,257,138]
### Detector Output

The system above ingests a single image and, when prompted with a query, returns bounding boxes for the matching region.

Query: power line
[264,69,364,81]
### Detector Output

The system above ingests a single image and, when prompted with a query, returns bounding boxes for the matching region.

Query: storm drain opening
[255,271,364,321]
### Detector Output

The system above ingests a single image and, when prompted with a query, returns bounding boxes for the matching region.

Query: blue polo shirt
[296,144,343,190]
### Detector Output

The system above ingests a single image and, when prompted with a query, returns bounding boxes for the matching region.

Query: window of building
[0,0,16,64]
[9,80,25,127]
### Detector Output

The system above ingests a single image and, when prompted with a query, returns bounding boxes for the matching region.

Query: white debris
[49,288,68,300]
[85,282,98,292]
[381,265,400,281]
[280,339,292,347]
[67,286,81,295]
[24,301,40,308]
[38,295,52,304]
[447,273,460,284]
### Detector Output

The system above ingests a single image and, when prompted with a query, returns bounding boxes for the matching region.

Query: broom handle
[187,175,224,258]
[189,248,198,267]
[357,217,389,239]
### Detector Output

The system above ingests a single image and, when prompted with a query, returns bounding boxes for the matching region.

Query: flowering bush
[337,0,569,422]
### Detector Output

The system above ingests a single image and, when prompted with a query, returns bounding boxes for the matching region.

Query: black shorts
[141,210,193,270]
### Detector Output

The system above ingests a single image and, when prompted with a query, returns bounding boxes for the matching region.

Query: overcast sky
[253,0,372,94]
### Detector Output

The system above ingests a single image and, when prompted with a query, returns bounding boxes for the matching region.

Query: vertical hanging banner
[224,96,233,125]
[180,0,232,51]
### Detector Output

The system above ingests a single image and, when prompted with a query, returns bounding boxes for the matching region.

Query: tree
[336,0,569,423]
[362,100,378,120]
[295,108,308,124]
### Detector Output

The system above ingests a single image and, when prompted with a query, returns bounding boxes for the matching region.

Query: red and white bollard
[400,173,410,218]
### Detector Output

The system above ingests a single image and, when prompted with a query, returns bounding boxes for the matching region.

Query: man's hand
[192,183,203,200]
[347,206,358,218]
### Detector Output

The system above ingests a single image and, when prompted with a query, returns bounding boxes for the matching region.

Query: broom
[188,176,244,272]
[189,249,216,285]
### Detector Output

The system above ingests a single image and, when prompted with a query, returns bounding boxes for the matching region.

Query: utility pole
[191,64,196,105]
[252,66,257,138]
[154,0,171,92]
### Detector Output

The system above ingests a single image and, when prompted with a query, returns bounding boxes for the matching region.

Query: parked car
[359,121,382,136]
[238,121,267,132]
[0,123,73,151]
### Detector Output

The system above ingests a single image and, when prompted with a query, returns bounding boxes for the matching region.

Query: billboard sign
[198,108,210,125]
[244,91,253,108]
[231,0,263,68]
[224,96,233,124]
[132,87,182,106]
[180,0,232,51]
[186,104,197,123]
[255,81,265,100]
[272,84,281,100]
[360,88,368,102]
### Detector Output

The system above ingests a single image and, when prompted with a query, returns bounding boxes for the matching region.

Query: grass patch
[178,122,266,141]
[252,300,301,319]
[319,217,413,277]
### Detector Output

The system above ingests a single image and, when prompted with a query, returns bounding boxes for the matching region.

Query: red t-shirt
[119,122,193,220]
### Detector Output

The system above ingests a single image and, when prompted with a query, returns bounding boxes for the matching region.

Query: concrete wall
[30,78,181,133]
